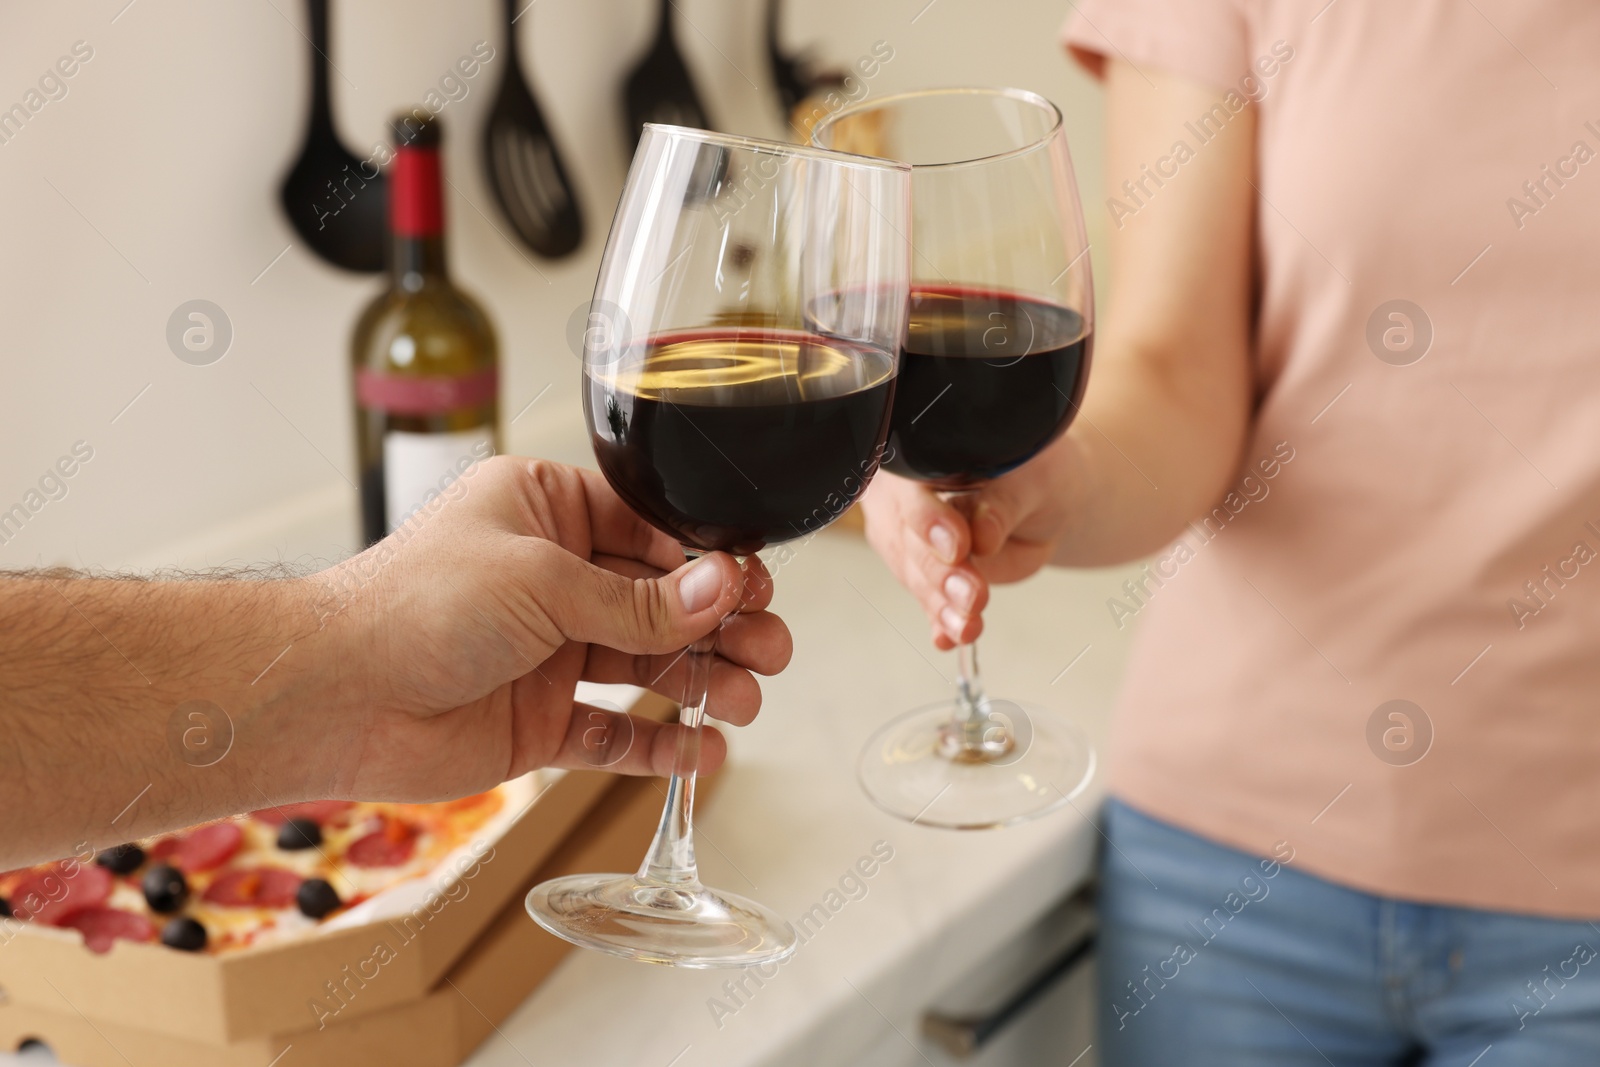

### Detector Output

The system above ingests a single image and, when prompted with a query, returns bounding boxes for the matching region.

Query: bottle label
[356,368,498,416]
[383,428,495,532]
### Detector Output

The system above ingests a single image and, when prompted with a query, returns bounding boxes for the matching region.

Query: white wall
[0,0,1104,571]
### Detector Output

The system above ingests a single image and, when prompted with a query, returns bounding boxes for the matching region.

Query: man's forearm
[0,573,355,867]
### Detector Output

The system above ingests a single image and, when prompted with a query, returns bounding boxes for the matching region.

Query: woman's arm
[863,60,1258,647]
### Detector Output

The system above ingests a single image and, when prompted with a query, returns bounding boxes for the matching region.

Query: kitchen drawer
[835,889,1100,1067]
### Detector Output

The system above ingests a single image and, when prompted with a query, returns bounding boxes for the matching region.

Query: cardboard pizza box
[0,767,710,1067]
[0,689,679,1046]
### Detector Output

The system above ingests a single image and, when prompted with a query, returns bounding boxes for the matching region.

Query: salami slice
[146,837,181,863]
[203,867,303,908]
[174,822,243,873]
[346,817,420,868]
[249,801,356,827]
[11,863,113,925]
[62,907,156,954]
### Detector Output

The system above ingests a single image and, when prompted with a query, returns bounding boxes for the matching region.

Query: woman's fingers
[972,540,1059,587]
[929,601,986,650]
[862,474,992,643]
[862,473,971,567]
[935,571,988,644]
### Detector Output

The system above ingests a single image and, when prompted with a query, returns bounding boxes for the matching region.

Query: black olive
[277,818,323,851]
[0,896,11,918]
[95,843,146,875]
[142,864,188,913]
[296,878,341,919]
[160,917,207,952]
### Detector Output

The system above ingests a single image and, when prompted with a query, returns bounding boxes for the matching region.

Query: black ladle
[483,0,584,259]
[766,0,810,121]
[623,0,711,151]
[279,0,386,273]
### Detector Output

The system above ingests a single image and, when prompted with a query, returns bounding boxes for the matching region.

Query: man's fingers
[585,610,789,677]
[580,647,765,726]
[524,545,747,655]
[648,717,728,778]
[581,610,789,725]
[593,554,777,615]
[734,556,777,613]
[573,467,688,574]
[551,704,728,777]
[592,554,665,582]
[716,609,792,673]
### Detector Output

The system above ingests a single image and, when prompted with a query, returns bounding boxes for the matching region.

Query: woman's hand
[863,59,1263,651]
[860,439,1083,650]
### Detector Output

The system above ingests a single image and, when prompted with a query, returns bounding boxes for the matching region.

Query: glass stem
[635,553,723,891]
[954,637,992,745]
[941,487,1002,756]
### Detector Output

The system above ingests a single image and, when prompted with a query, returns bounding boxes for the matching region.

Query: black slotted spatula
[483,0,584,259]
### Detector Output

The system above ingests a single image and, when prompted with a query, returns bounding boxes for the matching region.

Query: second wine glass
[525,125,911,966]
[814,88,1097,830]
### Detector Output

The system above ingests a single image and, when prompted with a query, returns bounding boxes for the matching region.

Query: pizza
[0,784,521,955]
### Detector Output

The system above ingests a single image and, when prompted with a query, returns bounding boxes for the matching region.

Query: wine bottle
[353,113,499,545]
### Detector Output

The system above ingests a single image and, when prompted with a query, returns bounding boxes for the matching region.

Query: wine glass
[525,125,911,967]
[813,88,1097,830]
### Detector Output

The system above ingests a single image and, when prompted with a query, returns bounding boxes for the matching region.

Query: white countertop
[466,528,1136,1067]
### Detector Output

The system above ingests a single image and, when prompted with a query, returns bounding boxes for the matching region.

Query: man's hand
[309,456,791,804]
[0,456,791,868]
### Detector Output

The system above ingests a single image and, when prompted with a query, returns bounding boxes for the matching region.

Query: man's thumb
[542,549,744,654]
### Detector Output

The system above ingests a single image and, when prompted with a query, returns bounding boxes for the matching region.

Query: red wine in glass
[587,328,897,555]
[885,287,1092,490]
[813,87,1098,831]
[528,124,912,967]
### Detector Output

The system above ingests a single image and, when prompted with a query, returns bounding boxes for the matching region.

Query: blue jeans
[1097,798,1600,1065]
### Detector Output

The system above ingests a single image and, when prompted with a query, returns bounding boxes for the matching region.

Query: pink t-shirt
[1065,0,1600,917]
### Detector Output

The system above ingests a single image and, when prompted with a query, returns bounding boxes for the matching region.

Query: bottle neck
[389,145,448,286]
[391,234,447,284]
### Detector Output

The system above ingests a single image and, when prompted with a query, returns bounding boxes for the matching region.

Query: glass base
[526,873,799,969]
[858,700,1095,830]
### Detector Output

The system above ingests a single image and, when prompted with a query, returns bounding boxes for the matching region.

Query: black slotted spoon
[483,0,584,259]
[623,0,711,151]
[279,0,386,272]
